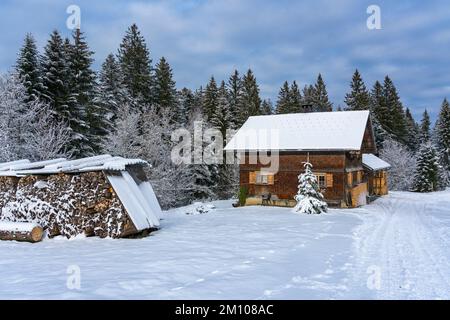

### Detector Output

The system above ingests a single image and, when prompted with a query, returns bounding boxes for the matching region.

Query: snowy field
[0,190,450,300]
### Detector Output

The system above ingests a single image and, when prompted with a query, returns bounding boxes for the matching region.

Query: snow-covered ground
[0,190,449,300]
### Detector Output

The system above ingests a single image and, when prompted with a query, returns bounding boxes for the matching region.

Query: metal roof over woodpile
[0,155,148,176]
[225,110,371,151]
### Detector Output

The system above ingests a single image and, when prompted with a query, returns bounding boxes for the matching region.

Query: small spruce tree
[412,143,444,192]
[293,161,328,214]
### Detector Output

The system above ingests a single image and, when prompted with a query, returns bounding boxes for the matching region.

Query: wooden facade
[238,117,389,208]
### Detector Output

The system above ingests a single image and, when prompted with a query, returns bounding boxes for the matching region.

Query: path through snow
[350,191,450,299]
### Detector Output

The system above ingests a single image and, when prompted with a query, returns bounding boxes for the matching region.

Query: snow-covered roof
[362,153,391,171]
[0,155,148,176]
[225,110,370,151]
[0,159,30,171]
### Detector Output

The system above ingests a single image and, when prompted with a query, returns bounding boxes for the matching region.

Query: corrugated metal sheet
[107,171,160,230]
[0,155,148,176]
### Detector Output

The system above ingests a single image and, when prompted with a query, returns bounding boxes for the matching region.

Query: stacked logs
[0,172,139,239]
[0,176,19,209]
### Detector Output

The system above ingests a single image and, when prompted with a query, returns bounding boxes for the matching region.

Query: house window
[249,171,274,185]
[315,174,326,188]
[256,173,268,184]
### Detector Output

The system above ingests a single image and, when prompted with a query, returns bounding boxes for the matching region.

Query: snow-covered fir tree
[240,69,262,119]
[369,81,391,149]
[97,53,130,128]
[434,98,450,179]
[176,110,218,203]
[210,81,231,137]
[227,70,243,129]
[210,81,236,199]
[289,81,302,113]
[203,76,218,122]
[275,81,290,114]
[370,81,386,121]
[261,99,273,115]
[41,30,72,122]
[412,142,445,192]
[178,87,195,126]
[383,76,408,144]
[191,87,205,122]
[404,108,421,151]
[275,81,302,114]
[420,109,431,143]
[371,115,391,151]
[117,24,153,107]
[153,57,178,121]
[313,74,332,112]
[15,33,45,102]
[293,161,328,214]
[301,84,315,110]
[68,28,106,156]
[344,69,370,111]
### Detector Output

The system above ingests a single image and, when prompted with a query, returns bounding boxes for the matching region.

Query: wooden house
[0,155,161,240]
[225,110,390,208]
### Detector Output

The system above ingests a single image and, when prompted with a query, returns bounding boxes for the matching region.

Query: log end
[30,226,44,243]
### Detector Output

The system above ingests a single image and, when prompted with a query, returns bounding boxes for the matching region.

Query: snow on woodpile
[0,155,161,239]
[0,221,44,242]
[0,221,40,232]
[362,154,391,171]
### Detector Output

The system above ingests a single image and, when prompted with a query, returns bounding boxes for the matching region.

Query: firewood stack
[0,172,138,239]
[0,156,162,242]
[0,177,19,209]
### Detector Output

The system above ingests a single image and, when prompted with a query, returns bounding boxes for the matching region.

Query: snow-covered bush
[293,162,328,214]
[184,202,216,215]
[0,73,71,162]
[101,103,143,158]
[380,138,416,191]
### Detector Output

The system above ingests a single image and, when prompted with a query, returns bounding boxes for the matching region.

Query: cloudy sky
[0,0,448,121]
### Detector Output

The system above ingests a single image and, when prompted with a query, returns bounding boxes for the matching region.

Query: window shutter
[347,173,353,186]
[249,171,256,184]
[267,174,275,185]
[326,173,333,187]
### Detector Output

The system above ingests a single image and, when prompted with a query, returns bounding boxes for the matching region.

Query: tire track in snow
[352,193,450,299]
